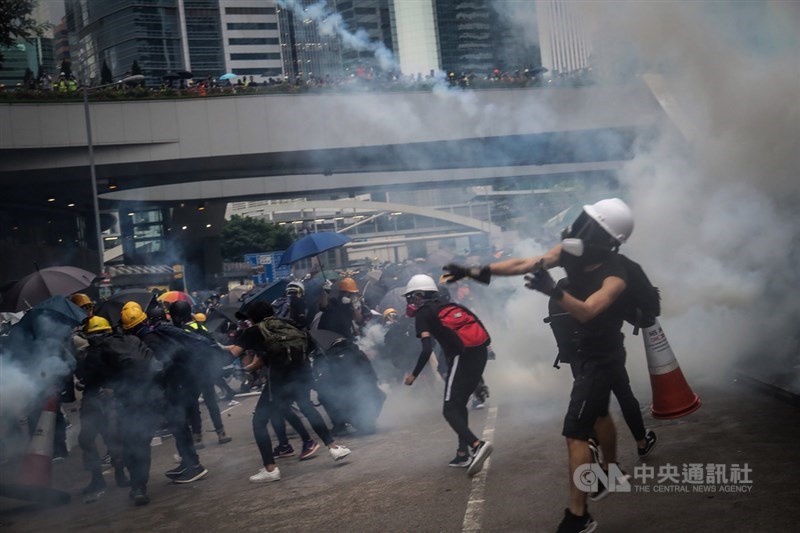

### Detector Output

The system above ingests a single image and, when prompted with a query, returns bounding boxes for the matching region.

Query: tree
[220,215,294,262]
[101,60,112,84]
[0,0,51,67]
[131,60,142,76]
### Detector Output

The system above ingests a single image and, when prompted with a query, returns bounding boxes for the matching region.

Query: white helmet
[286,280,305,295]
[402,274,438,296]
[583,198,634,244]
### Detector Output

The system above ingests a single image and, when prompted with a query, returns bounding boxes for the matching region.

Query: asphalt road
[1,371,798,533]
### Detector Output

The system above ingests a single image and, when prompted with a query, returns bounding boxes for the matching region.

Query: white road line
[462,406,498,533]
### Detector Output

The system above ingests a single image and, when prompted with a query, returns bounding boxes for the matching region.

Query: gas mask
[561,211,618,271]
[341,296,352,305]
[405,303,418,318]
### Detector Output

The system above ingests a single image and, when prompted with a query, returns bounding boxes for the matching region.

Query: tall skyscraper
[390,0,540,78]
[334,0,393,74]
[534,0,591,74]
[278,0,342,82]
[64,0,225,86]
[219,0,283,81]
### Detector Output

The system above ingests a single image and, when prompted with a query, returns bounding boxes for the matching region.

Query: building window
[354,7,374,15]
[233,68,283,76]
[229,38,280,45]
[227,22,278,30]
[230,53,281,60]
[225,7,276,15]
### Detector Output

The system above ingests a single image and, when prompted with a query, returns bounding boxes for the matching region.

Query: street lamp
[80,51,144,274]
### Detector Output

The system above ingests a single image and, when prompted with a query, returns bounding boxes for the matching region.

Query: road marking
[462,406,498,532]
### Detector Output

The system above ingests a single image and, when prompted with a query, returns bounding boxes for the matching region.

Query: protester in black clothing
[76,317,130,500]
[169,300,233,446]
[402,274,493,477]
[318,277,362,339]
[121,301,209,485]
[80,315,162,506]
[443,198,652,533]
[225,301,351,483]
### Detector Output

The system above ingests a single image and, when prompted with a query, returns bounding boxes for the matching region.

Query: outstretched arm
[443,244,562,283]
[405,333,433,385]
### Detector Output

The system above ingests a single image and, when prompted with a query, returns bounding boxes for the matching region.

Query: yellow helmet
[194,313,206,323]
[70,293,92,308]
[84,316,112,334]
[383,308,398,320]
[337,277,358,293]
[121,301,147,329]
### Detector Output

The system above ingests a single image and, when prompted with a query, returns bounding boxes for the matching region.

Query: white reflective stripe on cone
[28,411,56,457]
[643,321,680,375]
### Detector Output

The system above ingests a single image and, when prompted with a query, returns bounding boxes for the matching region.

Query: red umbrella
[0,266,96,312]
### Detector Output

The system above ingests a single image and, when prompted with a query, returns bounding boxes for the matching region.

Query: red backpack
[436,303,491,348]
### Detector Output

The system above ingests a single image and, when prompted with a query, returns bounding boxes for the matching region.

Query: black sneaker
[638,430,657,459]
[448,453,472,468]
[81,477,106,496]
[587,438,601,465]
[273,444,295,458]
[467,440,493,476]
[165,463,188,480]
[556,508,597,533]
[172,464,208,484]
[130,487,150,506]
[589,467,632,502]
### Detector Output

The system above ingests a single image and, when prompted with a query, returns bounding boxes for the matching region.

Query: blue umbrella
[220,73,236,80]
[278,232,352,267]
[15,295,87,333]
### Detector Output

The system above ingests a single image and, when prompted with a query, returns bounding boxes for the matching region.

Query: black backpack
[616,254,661,335]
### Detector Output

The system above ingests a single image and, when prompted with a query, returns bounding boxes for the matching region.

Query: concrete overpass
[0,82,666,209]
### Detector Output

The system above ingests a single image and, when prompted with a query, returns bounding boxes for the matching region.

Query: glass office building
[65,0,224,86]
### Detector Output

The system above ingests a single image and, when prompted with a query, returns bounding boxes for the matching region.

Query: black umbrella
[0,265,96,312]
[95,289,157,325]
[240,279,289,310]
[162,71,180,80]
[177,70,194,79]
[205,305,240,333]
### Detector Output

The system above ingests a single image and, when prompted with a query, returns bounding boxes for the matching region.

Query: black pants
[118,403,159,492]
[252,383,276,466]
[443,346,488,453]
[166,383,200,466]
[607,358,646,442]
[271,366,333,447]
[189,379,225,434]
[78,395,123,477]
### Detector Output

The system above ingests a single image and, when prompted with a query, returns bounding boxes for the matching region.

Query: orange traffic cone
[643,320,701,419]
[0,393,71,505]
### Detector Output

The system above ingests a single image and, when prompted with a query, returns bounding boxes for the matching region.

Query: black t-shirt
[234,325,266,355]
[318,298,355,339]
[413,302,464,357]
[561,253,628,355]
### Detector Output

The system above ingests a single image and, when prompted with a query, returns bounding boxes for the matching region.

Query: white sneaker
[249,467,281,483]
[329,445,351,462]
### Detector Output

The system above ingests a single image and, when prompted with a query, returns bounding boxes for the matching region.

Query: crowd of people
[1,198,660,532]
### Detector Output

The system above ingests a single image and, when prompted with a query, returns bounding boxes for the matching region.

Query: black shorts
[562,358,613,440]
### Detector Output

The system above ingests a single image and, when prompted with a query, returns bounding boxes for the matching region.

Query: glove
[441,264,491,285]
[524,268,564,299]
[323,279,333,292]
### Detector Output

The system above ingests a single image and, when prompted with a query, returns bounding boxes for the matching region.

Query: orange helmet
[194,313,206,323]
[337,277,358,293]
[70,293,92,308]
[121,301,146,330]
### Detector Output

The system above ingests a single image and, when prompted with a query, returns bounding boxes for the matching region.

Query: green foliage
[0,0,51,66]
[221,215,294,262]
[101,61,113,84]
